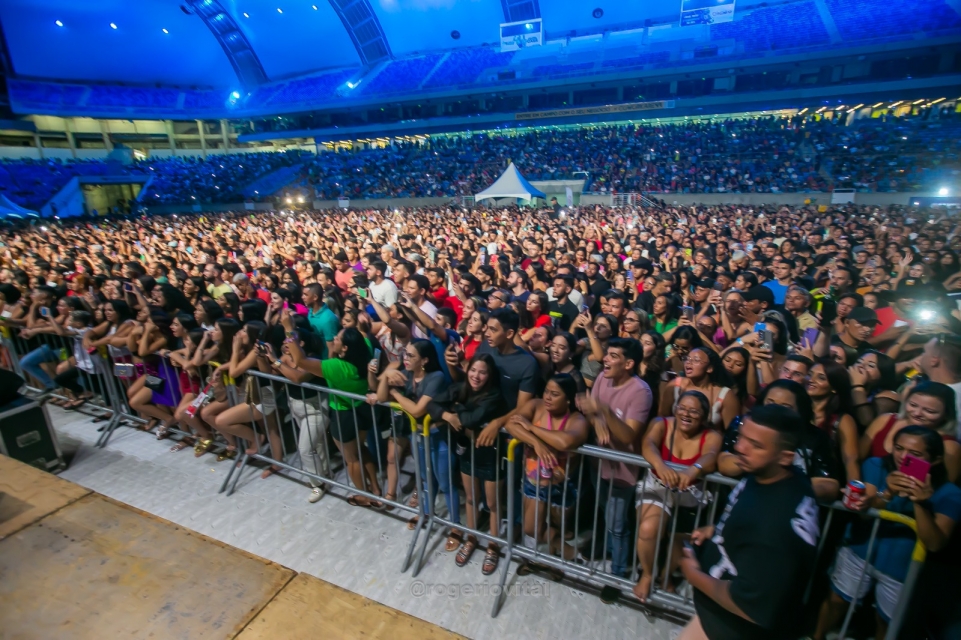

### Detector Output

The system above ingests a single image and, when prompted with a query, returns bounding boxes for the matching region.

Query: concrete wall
[312,197,455,210]
[651,192,933,207]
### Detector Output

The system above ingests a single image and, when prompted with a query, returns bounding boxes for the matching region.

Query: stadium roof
[0,0,750,88]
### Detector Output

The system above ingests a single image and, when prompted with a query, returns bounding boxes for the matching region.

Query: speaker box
[0,397,65,473]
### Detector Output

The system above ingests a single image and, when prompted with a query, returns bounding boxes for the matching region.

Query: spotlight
[286,197,292,204]
[243,12,250,17]
[277,7,283,13]
[55,20,64,27]
[346,81,355,89]
[231,91,241,99]
[110,22,118,29]
[162,28,169,33]
[312,4,318,8]
[939,187,950,196]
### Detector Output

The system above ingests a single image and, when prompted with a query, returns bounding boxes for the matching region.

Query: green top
[654,319,678,335]
[320,358,367,410]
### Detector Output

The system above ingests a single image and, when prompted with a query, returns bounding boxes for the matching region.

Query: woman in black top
[434,353,509,574]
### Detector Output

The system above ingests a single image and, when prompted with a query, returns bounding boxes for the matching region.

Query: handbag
[114,362,137,379]
[144,375,165,392]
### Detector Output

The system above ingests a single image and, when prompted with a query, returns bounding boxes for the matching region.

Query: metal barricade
[2,340,929,636]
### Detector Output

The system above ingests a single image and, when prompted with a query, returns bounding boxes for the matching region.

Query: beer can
[843,480,865,510]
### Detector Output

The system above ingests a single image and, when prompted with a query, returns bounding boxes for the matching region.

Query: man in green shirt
[304,283,340,359]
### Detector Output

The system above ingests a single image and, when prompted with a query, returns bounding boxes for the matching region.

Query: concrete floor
[52,406,682,640]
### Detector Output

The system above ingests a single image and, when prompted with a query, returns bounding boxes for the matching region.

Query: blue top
[846,457,961,582]
[762,280,789,305]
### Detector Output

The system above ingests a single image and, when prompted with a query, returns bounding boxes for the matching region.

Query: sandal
[156,425,171,440]
[455,536,478,567]
[382,492,396,512]
[194,439,215,457]
[407,490,419,509]
[445,531,463,552]
[169,439,192,452]
[142,418,159,432]
[217,448,237,462]
[407,516,419,530]
[64,399,87,411]
[347,495,371,508]
[482,545,500,575]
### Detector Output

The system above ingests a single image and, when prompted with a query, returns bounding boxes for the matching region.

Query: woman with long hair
[807,360,860,483]
[549,331,586,393]
[216,291,241,320]
[183,276,206,306]
[666,326,703,374]
[635,390,721,601]
[503,374,589,561]
[154,283,193,315]
[720,345,754,408]
[128,308,181,439]
[460,309,488,363]
[197,318,242,460]
[621,309,644,340]
[813,426,961,640]
[848,350,901,427]
[437,353,509,573]
[194,299,224,331]
[659,347,740,429]
[291,327,382,506]
[861,381,960,483]
[653,293,681,337]
[376,340,459,542]
[639,330,666,413]
[572,312,619,389]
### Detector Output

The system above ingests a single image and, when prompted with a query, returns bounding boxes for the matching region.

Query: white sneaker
[308,486,325,503]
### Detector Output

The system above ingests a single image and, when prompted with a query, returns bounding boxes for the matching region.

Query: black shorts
[329,406,372,443]
[458,443,499,483]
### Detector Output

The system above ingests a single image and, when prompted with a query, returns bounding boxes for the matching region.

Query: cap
[743,285,775,306]
[629,258,653,270]
[695,278,716,290]
[846,307,879,326]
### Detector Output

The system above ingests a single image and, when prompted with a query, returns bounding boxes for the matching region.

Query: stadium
[0,1,959,639]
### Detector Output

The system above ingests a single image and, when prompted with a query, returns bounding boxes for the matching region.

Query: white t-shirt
[412,299,438,339]
[369,278,398,308]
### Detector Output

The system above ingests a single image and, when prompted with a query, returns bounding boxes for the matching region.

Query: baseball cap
[846,307,879,326]
[695,278,716,290]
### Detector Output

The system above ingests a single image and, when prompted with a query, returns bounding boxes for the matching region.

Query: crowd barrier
[0,331,926,636]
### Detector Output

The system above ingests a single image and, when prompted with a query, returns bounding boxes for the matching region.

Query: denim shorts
[522,477,577,507]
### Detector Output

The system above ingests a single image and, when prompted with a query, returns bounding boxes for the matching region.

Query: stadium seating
[362,55,444,96]
[711,2,830,52]
[825,0,961,41]
[0,159,140,210]
[422,48,516,89]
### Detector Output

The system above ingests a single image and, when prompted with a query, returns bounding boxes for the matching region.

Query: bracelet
[273,360,283,369]
[851,385,866,390]
[736,338,744,346]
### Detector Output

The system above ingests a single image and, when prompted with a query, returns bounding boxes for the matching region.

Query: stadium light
[939,187,950,196]
[162,28,169,33]
[912,99,925,105]
[312,4,318,8]
[277,7,283,13]
[243,12,250,17]
[231,91,241,99]
[55,20,63,27]
[110,22,118,29]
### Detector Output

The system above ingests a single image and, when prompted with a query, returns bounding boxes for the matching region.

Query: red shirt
[444,296,465,323]
[431,286,450,308]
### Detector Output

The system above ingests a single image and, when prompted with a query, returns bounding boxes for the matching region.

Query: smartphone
[579,303,590,315]
[900,454,931,482]
[713,281,725,291]
[123,283,135,293]
[39,306,50,317]
[479,254,486,266]
[373,348,382,362]
[802,328,819,347]
[681,306,694,323]
[357,288,368,299]
[754,321,773,351]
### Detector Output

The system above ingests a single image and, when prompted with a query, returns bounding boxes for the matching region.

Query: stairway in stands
[242,162,304,199]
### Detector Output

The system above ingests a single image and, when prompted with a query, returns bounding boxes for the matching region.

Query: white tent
[0,194,38,218]
[474,162,546,201]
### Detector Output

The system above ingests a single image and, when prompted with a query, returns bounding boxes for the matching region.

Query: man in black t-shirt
[548,274,579,331]
[679,405,818,640]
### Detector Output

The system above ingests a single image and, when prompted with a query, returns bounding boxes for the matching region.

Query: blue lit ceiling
[0,0,727,88]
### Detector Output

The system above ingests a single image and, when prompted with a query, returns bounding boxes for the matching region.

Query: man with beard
[203,262,232,298]
[831,306,878,366]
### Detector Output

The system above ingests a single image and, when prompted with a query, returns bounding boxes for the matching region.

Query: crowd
[0,199,960,639]
[300,112,961,199]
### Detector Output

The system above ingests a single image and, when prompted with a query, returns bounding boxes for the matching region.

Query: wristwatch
[273,359,283,369]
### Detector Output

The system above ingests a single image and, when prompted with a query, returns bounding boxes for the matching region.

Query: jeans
[20,344,59,391]
[594,476,636,578]
[416,429,460,525]
[291,396,330,489]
